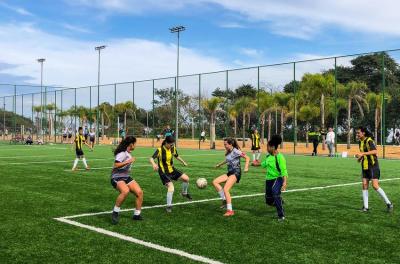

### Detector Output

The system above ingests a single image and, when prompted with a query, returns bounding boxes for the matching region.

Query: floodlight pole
[37,58,45,138]
[170,25,185,147]
[95,45,106,145]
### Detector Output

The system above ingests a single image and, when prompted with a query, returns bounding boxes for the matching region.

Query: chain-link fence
[1,49,400,158]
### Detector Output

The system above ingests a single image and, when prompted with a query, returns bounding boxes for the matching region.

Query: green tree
[202,97,223,149]
[234,97,255,147]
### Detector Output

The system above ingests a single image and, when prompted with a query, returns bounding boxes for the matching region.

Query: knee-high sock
[167,191,173,206]
[376,188,391,205]
[182,182,189,194]
[256,152,261,160]
[362,190,369,209]
[218,189,226,200]
[73,158,79,169]
[82,158,88,168]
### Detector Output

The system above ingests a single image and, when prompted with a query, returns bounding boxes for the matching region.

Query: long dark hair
[268,134,282,150]
[224,137,240,155]
[357,126,373,138]
[114,136,137,156]
[162,136,175,146]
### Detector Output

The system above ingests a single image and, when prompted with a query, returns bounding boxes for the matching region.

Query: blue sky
[0,0,400,94]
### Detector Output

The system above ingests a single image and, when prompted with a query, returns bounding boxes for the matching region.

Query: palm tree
[33,105,42,136]
[300,73,335,150]
[227,105,238,139]
[258,92,274,143]
[367,92,392,143]
[298,104,320,147]
[234,97,254,147]
[202,97,223,149]
[45,103,56,137]
[343,81,369,149]
[273,92,291,148]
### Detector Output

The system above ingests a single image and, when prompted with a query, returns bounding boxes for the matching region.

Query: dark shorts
[362,166,380,180]
[159,169,183,185]
[251,146,260,151]
[62,135,67,139]
[227,168,242,183]
[111,176,134,189]
[76,149,84,158]
[68,134,72,138]
[90,137,95,143]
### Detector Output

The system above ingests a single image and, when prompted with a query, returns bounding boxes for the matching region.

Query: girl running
[355,126,393,212]
[89,128,95,151]
[149,136,192,213]
[213,138,250,217]
[261,135,288,221]
[111,136,144,224]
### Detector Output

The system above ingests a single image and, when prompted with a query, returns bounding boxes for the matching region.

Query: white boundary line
[54,217,224,264]
[63,165,151,172]
[54,177,400,264]
[59,177,400,220]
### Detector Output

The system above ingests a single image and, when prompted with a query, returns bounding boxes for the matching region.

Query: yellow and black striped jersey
[75,133,85,150]
[251,132,260,149]
[152,146,179,173]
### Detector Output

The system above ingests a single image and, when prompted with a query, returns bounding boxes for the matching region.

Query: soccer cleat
[181,192,192,200]
[111,211,119,225]
[71,167,77,171]
[387,203,394,213]
[223,210,235,217]
[132,214,143,221]
[85,166,90,170]
[361,206,369,212]
[166,206,172,213]
[220,200,227,209]
[278,216,285,222]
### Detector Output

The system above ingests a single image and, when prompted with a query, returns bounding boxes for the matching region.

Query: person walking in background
[200,130,206,142]
[308,128,321,156]
[326,127,335,157]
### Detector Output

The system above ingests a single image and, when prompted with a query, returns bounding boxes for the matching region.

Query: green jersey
[261,153,288,180]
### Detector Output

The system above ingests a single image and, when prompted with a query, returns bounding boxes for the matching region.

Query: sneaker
[71,167,77,171]
[111,211,119,225]
[166,206,172,213]
[361,206,369,212]
[181,192,192,201]
[85,166,90,170]
[387,203,394,213]
[132,214,143,221]
[223,210,235,217]
[220,200,227,209]
[278,216,285,222]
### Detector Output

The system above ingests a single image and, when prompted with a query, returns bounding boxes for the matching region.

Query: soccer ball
[196,178,207,189]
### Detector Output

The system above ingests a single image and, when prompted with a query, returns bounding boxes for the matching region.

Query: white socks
[113,206,120,213]
[134,209,141,216]
[227,203,233,211]
[218,190,226,200]
[252,153,256,161]
[82,158,88,168]
[362,190,368,209]
[182,182,189,194]
[167,191,173,206]
[256,152,261,160]
[72,159,79,169]
[376,188,391,205]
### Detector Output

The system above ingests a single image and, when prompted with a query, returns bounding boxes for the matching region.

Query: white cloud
[69,0,400,39]
[0,1,33,16]
[62,23,92,34]
[218,22,245,29]
[239,48,263,57]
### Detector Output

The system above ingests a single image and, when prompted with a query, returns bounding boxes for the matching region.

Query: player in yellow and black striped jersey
[355,126,393,212]
[72,127,91,171]
[251,129,261,163]
[149,136,192,213]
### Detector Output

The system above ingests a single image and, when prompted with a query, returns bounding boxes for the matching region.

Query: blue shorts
[111,176,134,189]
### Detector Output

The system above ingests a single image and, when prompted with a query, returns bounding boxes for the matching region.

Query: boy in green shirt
[261,135,288,221]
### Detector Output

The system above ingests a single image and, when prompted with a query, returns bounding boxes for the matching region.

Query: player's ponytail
[358,126,373,138]
[114,136,137,156]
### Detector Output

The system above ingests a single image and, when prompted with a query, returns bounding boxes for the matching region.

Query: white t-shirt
[201,131,205,137]
[326,131,335,144]
[111,151,132,178]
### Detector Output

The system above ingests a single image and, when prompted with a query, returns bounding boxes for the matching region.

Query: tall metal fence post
[381,52,386,159]
[198,74,201,150]
[152,79,155,148]
[334,57,338,154]
[13,85,16,136]
[293,62,297,155]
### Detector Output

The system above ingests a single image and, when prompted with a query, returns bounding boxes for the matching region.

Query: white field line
[59,177,400,220]
[54,217,224,264]
[0,154,69,159]
[54,177,400,264]
[5,153,219,165]
[63,164,151,172]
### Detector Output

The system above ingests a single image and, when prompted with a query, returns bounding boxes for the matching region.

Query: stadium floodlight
[37,58,45,138]
[95,45,106,145]
[169,26,185,147]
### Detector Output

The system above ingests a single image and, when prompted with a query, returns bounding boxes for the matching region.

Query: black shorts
[76,149,84,158]
[90,137,95,143]
[111,176,134,189]
[68,134,72,139]
[159,169,183,185]
[227,168,242,183]
[251,146,260,151]
[362,166,380,180]
[62,135,67,139]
